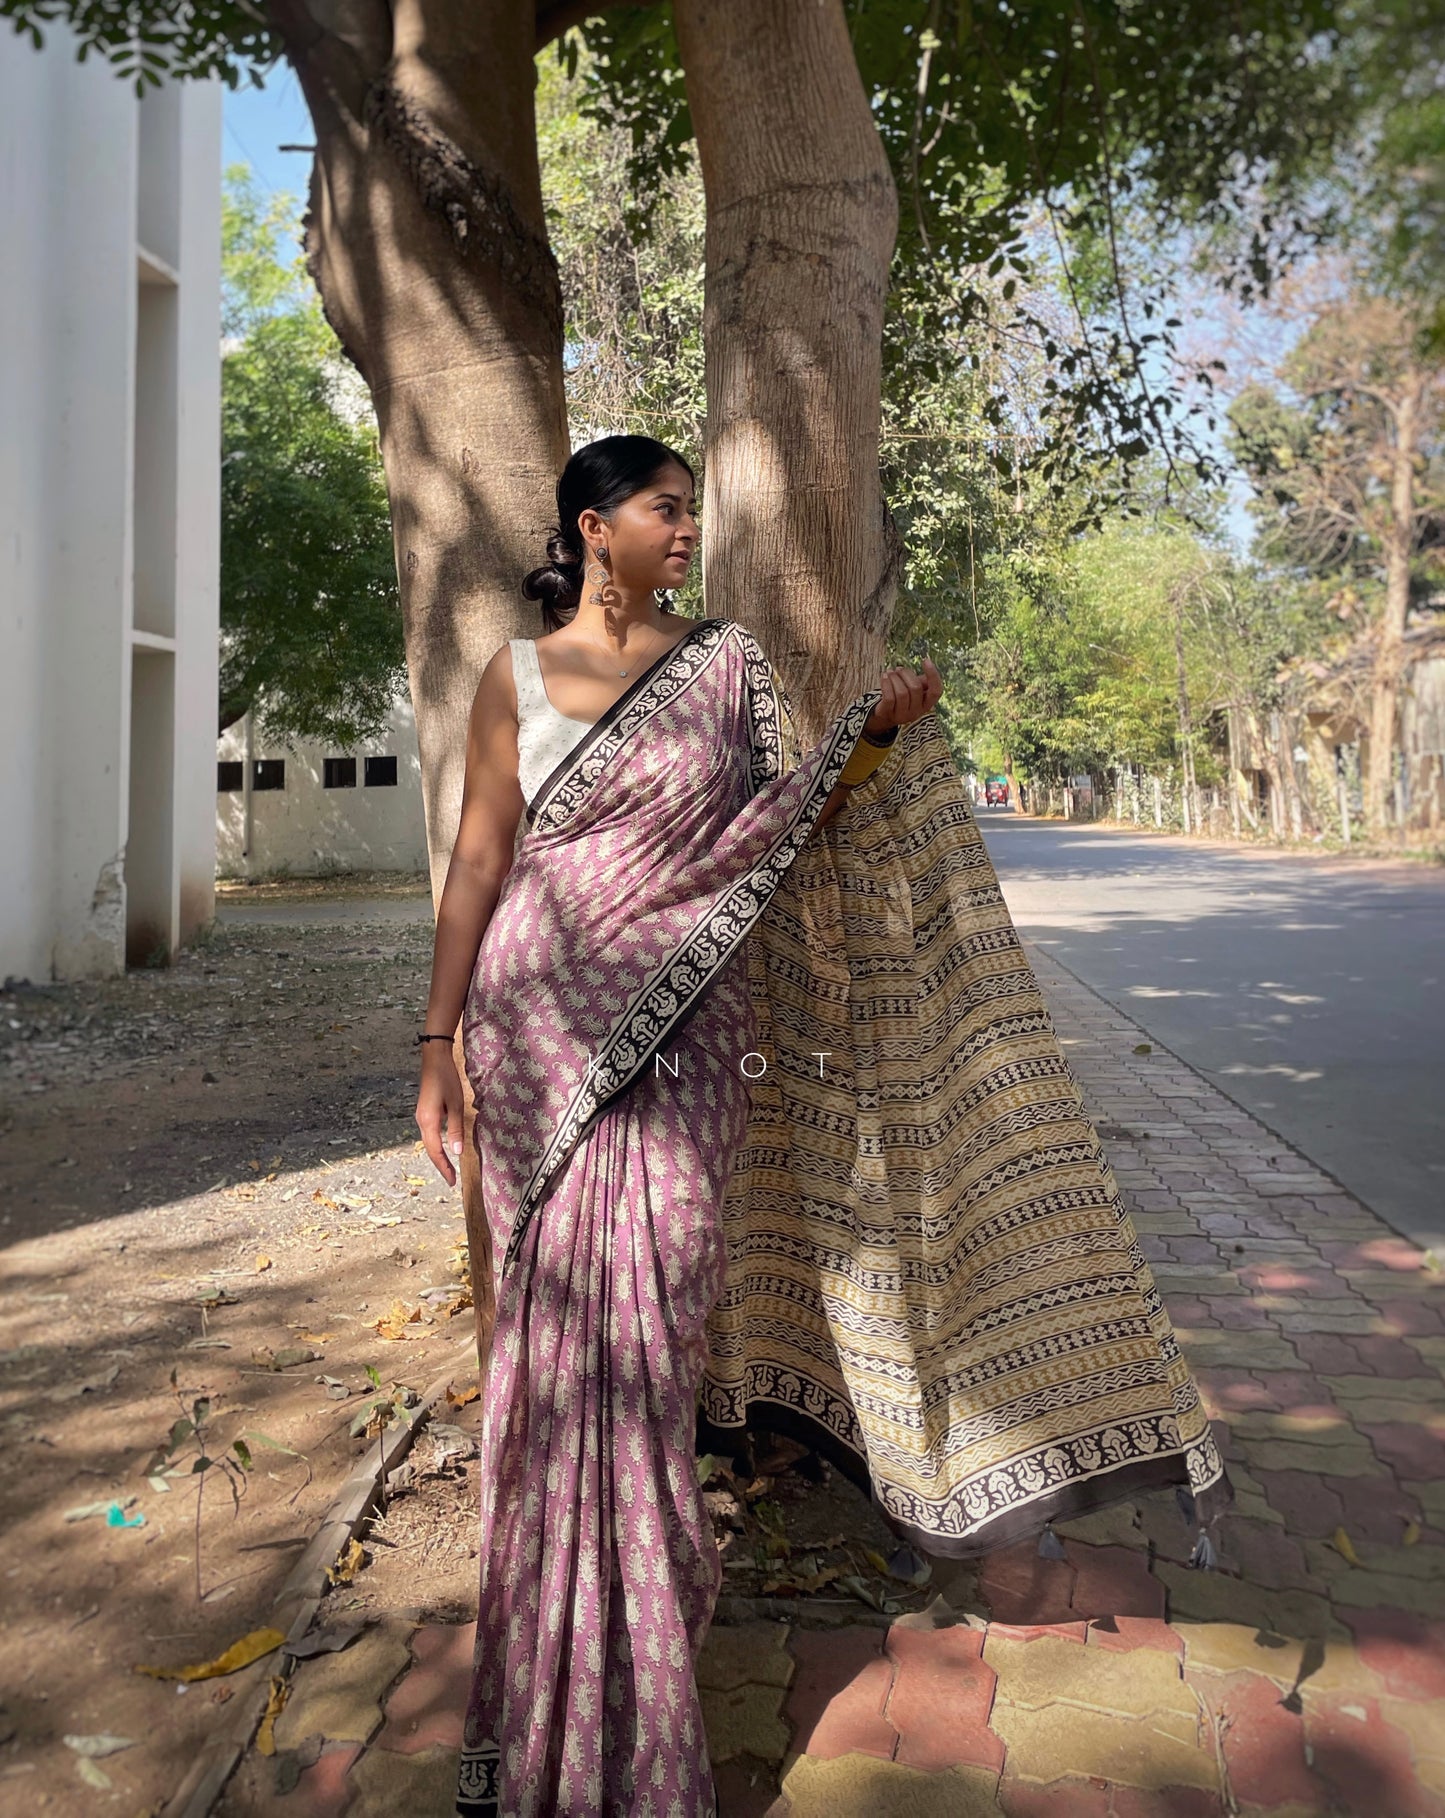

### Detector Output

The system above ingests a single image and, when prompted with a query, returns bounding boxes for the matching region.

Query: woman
[417,436,1228,1817]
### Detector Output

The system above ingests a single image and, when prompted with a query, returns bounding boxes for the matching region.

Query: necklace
[579,616,669,677]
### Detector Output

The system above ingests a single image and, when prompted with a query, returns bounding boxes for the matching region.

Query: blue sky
[224,66,313,207]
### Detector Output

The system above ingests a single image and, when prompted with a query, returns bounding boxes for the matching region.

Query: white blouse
[511,638,593,806]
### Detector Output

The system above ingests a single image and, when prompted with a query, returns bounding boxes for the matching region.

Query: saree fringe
[701,713,1231,1556]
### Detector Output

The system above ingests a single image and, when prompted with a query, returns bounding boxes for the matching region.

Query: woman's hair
[523,434,696,631]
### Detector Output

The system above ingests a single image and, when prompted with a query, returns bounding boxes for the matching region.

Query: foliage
[1,0,279,90]
[573,0,1365,510]
[221,168,405,746]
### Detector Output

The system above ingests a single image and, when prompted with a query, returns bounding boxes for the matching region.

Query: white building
[216,693,427,878]
[0,29,221,980]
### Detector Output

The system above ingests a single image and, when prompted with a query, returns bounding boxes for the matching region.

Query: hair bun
[544,531,582,571]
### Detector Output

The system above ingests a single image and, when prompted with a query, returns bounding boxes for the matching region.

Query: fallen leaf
[1403,1521,1421,1547]
[62,1735,137,1759]
[135,1627,285,1683]
[1331,1526,1362,1567]
[372,1302,425,1341]
[1133,1043,1153,1056]
[325,1539,366,1587]
[75,1758,112,1791]
[254,1256,273,1273]
[186,1338,232,1351]
[255,1676,289,1756]
[445,1382,480,1409]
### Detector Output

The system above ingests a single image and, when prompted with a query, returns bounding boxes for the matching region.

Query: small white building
[0,27,221,980]
[216,693,427,878]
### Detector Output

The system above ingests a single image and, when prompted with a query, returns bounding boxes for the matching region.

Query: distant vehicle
[984,775,1010,807]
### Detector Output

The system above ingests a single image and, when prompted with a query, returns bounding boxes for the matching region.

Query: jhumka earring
[586,545,618,610]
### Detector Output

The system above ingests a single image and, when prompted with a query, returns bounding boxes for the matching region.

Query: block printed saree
[457,613,1228,1817]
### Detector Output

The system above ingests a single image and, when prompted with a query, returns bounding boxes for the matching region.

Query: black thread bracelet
[415,1032,456,1046]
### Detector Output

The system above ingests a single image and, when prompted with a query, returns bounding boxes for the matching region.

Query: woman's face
[580,464,699,597]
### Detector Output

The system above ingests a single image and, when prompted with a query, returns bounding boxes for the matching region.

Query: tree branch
[534,0,647,52]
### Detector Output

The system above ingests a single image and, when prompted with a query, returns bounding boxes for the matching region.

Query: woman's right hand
[416,1043,466,1187]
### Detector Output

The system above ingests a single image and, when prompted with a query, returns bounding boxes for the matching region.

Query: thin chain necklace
[578,613,670,677]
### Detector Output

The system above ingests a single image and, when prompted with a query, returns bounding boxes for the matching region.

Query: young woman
[417,436,1227,1817]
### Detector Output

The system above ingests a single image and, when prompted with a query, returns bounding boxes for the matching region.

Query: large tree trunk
[673,0,900,737]
[266,0,571,1355]
[1366,377,1420,836]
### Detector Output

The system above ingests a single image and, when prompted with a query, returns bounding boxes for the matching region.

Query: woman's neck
[572,595,668,650]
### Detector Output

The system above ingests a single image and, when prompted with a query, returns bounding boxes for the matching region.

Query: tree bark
[1366,376,1421,836]
[265,0,571,1358]
[268,0,570,898]
[673,0,900,737]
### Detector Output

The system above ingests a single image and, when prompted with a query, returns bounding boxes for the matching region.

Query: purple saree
[457,612,1229,1817]
[457,617,877,1817]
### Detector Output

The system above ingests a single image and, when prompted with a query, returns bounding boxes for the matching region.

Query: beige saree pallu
[706,678,1231,1558]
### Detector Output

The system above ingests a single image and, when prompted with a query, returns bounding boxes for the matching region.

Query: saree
[457,614,1228,1817]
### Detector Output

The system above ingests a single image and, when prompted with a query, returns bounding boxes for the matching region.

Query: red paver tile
[1253,1372,1343,1411]
[1361,1420,1445,1482]
[1085,1614,1184,1657]
[713,1755,780,1818]
[1194,1671,1320,1809]
[884,1623,1003,1773]
[1342,1609,1445,1702]
[1112,1787,1226,1818]
[980,1537,1078,1627]
[785,1627,896,1762]
[375,1621,475,1754]
[1220,1521,1319,1593]
[1166,1294,1220,1326]
[1196,1369,1274,1414]
[295,1742,361,1818]
[1252,1470,1346,1540]
[1334,1476,1424,1545]
[1291,1334,1365,1375]
[1352,1335,1437,1379]
[1375,1299,1445,1337]
[1066,1543,1166,1622]
[999,1775,1112,1816]
[1306,1694,1443,1818]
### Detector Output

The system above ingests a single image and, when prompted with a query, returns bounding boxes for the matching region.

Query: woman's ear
[577,507,604,551]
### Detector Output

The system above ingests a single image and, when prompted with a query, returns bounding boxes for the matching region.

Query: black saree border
[523,614,727,831]
[501,644,883,1273]
[697,1392,1233,1561]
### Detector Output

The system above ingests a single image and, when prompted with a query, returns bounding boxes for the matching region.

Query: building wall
[216,694,428,878]
[0,28,220,980]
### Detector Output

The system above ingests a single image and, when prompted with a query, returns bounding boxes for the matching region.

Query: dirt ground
[0,878,959,1816]
[0,883,482,1816]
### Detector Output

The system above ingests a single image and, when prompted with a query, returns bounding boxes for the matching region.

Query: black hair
[523,434,696,631]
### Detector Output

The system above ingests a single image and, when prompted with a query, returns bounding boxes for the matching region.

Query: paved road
[977,812,1445,1254]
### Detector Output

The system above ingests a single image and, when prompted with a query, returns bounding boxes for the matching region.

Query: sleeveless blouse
[511,638,593,807]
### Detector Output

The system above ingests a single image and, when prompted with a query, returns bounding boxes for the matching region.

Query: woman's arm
[415,648,526,1185]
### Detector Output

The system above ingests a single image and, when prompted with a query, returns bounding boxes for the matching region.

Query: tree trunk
[270,0,570,897]
[266,0,571,1358]
[673,0,900,736]
[1366,377,1420,836]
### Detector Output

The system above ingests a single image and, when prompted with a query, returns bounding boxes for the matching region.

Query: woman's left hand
[865,656,943,738]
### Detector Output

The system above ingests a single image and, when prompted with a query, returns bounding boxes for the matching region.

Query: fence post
[1338,772,1352,846]
[1152,776,1163,828]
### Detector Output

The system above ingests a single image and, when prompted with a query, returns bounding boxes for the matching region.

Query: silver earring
[586,545,617,610]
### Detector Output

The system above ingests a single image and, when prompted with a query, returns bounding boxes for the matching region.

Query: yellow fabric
[837,733,893,787]
[703,708,1228,1554]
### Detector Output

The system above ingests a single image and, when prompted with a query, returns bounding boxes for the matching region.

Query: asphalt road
[976,811,1445,1255]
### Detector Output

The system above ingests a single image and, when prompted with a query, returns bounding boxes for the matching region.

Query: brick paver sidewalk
[223,946,1445,1818]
